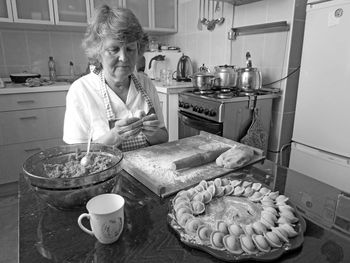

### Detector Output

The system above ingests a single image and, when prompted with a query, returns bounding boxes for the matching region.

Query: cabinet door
[0,138,64,184]
[53,0,90,26]
[0,0,13,22]
[153,0,177,32]
[123,0,151,30]
[90,0,123,13]
[11,0,54,24]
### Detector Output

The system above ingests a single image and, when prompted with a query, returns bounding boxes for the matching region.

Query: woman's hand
[141,114,169,145]
[112,117,143,143]
[141,114,160,137]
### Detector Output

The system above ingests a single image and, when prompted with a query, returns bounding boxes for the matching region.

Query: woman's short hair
[82,5,149,68]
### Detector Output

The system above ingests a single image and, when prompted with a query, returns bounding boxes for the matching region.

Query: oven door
[178,110,223,139]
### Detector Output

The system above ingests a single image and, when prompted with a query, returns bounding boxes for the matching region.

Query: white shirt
[63,72,165,144]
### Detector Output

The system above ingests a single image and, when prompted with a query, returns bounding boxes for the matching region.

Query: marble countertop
[19,157,350,262]
[0,80,193,95]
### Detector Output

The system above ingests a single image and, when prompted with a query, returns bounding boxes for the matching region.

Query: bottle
[69,61,75,81]
[48,56,56,81]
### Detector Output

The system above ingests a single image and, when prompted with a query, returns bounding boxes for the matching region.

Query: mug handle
[77,213,94,236]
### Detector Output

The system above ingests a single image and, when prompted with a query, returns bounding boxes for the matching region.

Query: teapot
[175,54,193,82]
[213,64,237,88]
[236,52,262,92]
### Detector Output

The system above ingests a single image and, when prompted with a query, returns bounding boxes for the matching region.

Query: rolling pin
[171,146,231,171]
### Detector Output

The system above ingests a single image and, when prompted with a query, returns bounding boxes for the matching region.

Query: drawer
[0,138,65,184]
[0,91,67,112]
[0,107,66,145]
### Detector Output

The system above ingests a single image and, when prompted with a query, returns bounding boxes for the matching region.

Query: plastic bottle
[48,56,56,81]
[69,61,75,81]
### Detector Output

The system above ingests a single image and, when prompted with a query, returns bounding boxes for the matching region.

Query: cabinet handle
[24,148,41,152]
[19,116,37,120]
[17,100,35,104]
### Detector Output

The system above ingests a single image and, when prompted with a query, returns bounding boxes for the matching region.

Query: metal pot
[236,67,262,92]
[190,72,216,90]
[10,73,41,83]
[213,65,237,88]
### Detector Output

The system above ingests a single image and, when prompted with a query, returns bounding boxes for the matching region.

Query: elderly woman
[63,5,168,151]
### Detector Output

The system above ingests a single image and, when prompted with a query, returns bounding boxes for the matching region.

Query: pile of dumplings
[172,177,300,256]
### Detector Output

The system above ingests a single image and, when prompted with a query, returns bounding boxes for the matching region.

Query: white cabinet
[90,0,123,11]
[124,0,151,30]
[152,0,177,32]
[8,0,90,26]
[11,0,55,24]
[155,81,193,142]
[0,89,68,185]
[90,0,177,33]
[53,0,90,26]
[0,0,13,22]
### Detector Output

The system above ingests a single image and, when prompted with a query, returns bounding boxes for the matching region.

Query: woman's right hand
[112,117,143,144]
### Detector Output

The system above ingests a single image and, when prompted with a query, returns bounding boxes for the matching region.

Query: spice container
[48,56,56,81]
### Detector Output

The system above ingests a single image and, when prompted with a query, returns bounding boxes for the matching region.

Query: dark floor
[0,184,19,263]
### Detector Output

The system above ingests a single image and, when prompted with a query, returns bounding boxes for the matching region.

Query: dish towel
[240,108,267,151]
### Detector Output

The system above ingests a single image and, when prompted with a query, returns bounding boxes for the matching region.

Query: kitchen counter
[0,82,70,94]
[152,80,193,94]
[19,157,350,262]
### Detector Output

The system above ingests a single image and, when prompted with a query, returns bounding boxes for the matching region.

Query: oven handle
[178,111,222,134]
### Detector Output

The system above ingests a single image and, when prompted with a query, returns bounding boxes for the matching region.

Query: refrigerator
[289,0,350,193]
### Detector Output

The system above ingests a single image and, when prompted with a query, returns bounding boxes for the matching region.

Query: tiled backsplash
[160,0,307,165]
[0,29,88,79]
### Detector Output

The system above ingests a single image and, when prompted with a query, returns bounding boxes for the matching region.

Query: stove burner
[193,89,215,95]
[216,91,235,99]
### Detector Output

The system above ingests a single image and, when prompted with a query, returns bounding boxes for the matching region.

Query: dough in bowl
[216,145,255,169]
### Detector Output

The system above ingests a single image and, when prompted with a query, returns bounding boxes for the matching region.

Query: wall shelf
[229,21,290,40]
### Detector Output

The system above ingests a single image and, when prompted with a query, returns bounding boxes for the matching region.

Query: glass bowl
[22,143,123,210]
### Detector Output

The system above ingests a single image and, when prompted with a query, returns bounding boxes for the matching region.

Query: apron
[98,71,155,152]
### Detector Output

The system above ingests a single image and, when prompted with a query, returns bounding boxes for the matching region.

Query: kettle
[236,52,262,92]
[148,54,165,81]
[175,53,193,82]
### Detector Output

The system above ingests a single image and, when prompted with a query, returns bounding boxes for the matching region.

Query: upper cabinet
[124,0,151,30]
[11,0,55,24]
[0,0,13,22]
[52,0,90,26]
[90,0,123,11]
[1,0,177,32]
[153,0,177,32]
[89,0,177,33]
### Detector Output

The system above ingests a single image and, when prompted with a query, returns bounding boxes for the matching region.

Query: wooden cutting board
[122,131,264,198]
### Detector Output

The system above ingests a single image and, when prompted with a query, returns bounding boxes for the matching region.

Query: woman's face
[100,38,138,86]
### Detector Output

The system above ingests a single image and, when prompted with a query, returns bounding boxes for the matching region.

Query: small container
[69,61,75,81]
[48,56,56,81]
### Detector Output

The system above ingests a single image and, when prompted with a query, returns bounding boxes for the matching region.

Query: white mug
[78,193,125,244]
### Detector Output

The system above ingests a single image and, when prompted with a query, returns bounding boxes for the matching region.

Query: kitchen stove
[178,88,280,152]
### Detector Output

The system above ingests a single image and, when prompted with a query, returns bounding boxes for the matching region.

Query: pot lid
[215,64,236,73]
[10,73,40,77]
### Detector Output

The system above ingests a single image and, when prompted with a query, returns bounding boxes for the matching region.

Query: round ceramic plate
[167,186,306,262]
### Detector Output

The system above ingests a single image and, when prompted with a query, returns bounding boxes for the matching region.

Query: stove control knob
[184,103,190,109]
[209,109,216,116]
[193,106,198,112]
[179,101,184,108]
[198,107,204,113]
[204,109,209,115]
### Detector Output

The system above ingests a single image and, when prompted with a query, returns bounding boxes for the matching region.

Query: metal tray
[167,195,306,262]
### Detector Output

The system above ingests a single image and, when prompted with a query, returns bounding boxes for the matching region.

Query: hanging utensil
[197,0,203,30]
[217,0,225,25]
[201,0,208,25]
[207,0,216,31]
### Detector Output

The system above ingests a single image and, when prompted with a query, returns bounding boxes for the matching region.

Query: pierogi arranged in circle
[171,178,301,256]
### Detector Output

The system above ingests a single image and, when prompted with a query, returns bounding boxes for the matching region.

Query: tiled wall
[161,0,307,165]
[0,29,88,79]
